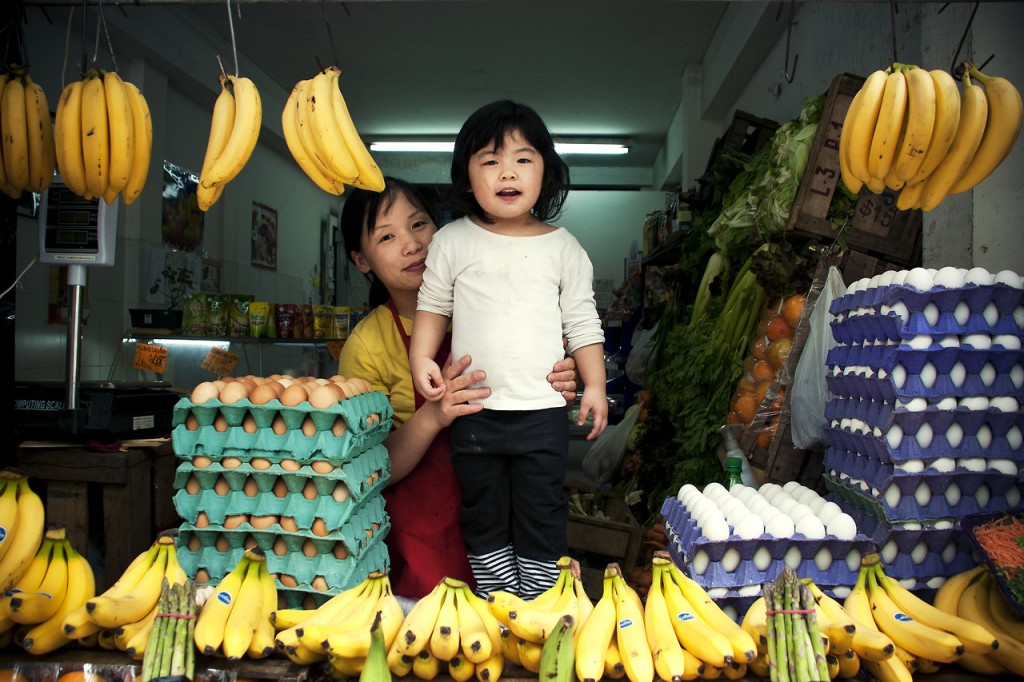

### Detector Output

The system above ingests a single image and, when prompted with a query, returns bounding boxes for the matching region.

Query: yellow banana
[604,635,626,679]
[0,478,46,594]
[0,478,21,564]
[891,643,920,673]
[893,65,936,182]
[294,77,351,192]
[838,88,864,194]
[272,607,311,630]
[121,80,152,205]
[411,647,441,680]
[746,651,767,680]
[21,541,96,655]
[956,651,1006,675]
[0,74,11,194]
[804,580,855,655]
[644,561,687,682]
[322,588,405,660]
[572,570,595,639]
[985,574,1024,642]
[666,562,754,663]
[161,539,188,588]
[861,651,914,682]
[868,68,909,180]
[836,648,860,678]
[949,64,1023,193]
[842,566,896,662]
[308,68,359,183]
[114,601,157,652]
[919,68,988,211]
[739,594,767,653]
[508,568,578,643]
[956,573,1024,676]
[896,179,925,210]
[451,581,492,664]
[299,575,383,651]
[222,553,266,659]
[428,580,461,661]
[475,649,503,682]
[518,635,544,673]
[200,74,261,189]
[871,563,996,654]
[103,70,134,197]
[447,653,476,682]
[612,569,653,682]
[1,537,54,619]
[281,79,345,195]
[197,75,236,211]
[1,74,29,192]
[909,68,962,185]
[844,69,889,183]
[246,560,278,659]
[460,583,502,662]
[192,551,251,655]
[329,68,385,192]
[275,571,377,653]
[86,542,168,629]
[8,536,70,625]
[394,577,448,657]
[659,567,734,667]
[80,72,110,198]
[23,75,56,194]
[532,558,574,609]
[933,565,986,615]
[54,80,88,197]
[329,653,364,678]
[576,571,617,682]
[487,589,530,627]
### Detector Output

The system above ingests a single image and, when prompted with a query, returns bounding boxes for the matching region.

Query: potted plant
[130,265,194,330]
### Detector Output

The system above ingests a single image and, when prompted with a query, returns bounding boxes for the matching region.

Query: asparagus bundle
[140,578,198,682]
[764,567,830,682]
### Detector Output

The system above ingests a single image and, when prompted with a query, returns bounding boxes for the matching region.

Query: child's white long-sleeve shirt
[418,217,604,410]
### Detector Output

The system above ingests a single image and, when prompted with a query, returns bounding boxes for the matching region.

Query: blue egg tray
[826,396,1023,441]
[829,281,1022,318]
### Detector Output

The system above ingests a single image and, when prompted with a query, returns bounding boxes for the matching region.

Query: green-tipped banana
[539,614,576,682]
[360,610,391,682]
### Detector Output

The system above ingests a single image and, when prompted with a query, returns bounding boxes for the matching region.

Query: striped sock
[468,545,518,595]
[517,556,560,600]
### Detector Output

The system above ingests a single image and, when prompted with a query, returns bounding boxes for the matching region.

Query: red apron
[382,300,475,598]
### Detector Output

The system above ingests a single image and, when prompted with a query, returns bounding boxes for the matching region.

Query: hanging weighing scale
[14,180,179,442]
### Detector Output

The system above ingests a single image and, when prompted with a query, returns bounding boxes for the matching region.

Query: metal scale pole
[64,263,88,430]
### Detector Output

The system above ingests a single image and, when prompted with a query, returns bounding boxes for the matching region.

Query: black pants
[450,407,568,597]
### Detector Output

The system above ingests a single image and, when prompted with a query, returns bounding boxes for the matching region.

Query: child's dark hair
[340,177,438,308]
[444,100,570,223]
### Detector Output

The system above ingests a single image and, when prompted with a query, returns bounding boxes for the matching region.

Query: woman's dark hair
[444,100,570,223]
[340,177,439,308]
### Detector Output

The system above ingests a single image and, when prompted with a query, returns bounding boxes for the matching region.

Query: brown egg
[250,457,272,471]
[311,576,330,592]
[312,377,330,386]
[223,514,247,529]
[272,478,289,498]
[213,476,230,496]
[301,539,318,558]
[331,417,348,438]
[328,374,346,384]
[279,383,309,407]
[195,512,211,528]
[308,384,342,410]
[248,383,279,406]
[243,534,259,551]
[302,479,319,500]
[279,458,301,471]
[302,594,319,610]
[190,381,220,404]
[272,537,289,556]
[195,568,211,585]
[250,514,278,530]
[212,414,229,432]
[215,534,231,552]
[185,413,200,431]
[311,518,331,537]
[238,376,259,393]
[366,413,381,427]
[331,482,350,503]
[332,542,349,561]
[310,460,334,475]
[192,455,213,469]
[221,456,242,469]
[185,475,201,495]
[300,416,318,437]
[271,415,289,435]
[211,379,227,394]
[279,574,298,588]
[350,377,373,394]
[280,516,299,532]
[218,381,250,404]
[242,477,259,497]
[187,535,202,552]
[337,381,358,399]
[341,379,365,397]
[242,414,258,433]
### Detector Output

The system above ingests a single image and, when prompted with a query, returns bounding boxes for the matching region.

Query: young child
[409,100,607,598]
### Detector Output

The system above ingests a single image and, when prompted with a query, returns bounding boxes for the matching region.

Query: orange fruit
[782,294,807,328]
[756,419,779,449]
[765,315,794,342]
[755,380,772,406]
[736,375,757,396]
[766,338,794,370]
[751,360,776,382]
[750,336,768,360]
[734,394,758,425]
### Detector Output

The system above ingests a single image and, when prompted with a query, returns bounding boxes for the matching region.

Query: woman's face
[350,191,438,296]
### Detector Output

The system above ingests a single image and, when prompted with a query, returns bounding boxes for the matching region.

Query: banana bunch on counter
[54,68,152,204]
[840,61,1022,212]
[0,69,56,198]
[281,66,385,196]
[196,73,263,211]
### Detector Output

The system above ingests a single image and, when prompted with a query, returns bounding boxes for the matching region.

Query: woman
[337,177,578,598]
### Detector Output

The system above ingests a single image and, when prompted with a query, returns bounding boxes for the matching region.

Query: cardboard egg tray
[825,396,1023,442]
[171,391,394,462]
[825,361,1022,402]
[827,343,1023,380]
[830,308,1022,344]
[660,497,875,593]
[824,445,1022,483]
[830,281,1022,318]
[825,420,1022,461]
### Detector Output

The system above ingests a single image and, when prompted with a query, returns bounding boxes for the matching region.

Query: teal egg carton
[277,540,391,609]
[172,444,391,528]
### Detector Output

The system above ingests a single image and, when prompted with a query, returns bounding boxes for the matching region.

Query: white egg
[908,334,933,350]
[796,516,826,540]
[1005,426,1022,449]
[923,303,941,326]
[734,516,765,540]
[953,301,972,326]
[930,457,956,473]
[960,457,988,472]
[691,550,710,576]
[934,520,954,530]
[890,300,910,323]
[965,267,994,286]
[776,497,800,517]
[893,270,909,285]
[992,334,1022,350]
[826,513,858,541]
[937,335,960,349]
[729,485,753,501]
[753,546,774,571]
[959,395,990,411]
[806,496,827,514]
[963,333,993,350]
[782,481,802,493]
[941,542,958,565]
[765,514,795,538]
[980,362,998,387]
[975,483,991,508]
[738,585,762,598]
[884,484,903,509]
[701,516,731,542]
[784,545,804,570]
[1012,365,1024,389]
[977,424,993,449]
[677,483,698,501]
[905,397,929,412]
[814,546,833,572]
[833,586,852,600]
[868,274,882,290]
[721,548,742,573]
[900,578,918,590]
[891,364,907,389]
[703,481,726,497]
[886,424,904,448]
[934,266,966,289]
[911,541,929,565]
[949,362,967,388]
[1006,487,1021,507]
[757,506,780,525]
[927,576,947,590]
[905,267,934,291]
[993,269,1023,289]
[1015,307,1024,329]
[945,482,962,506]
[879,271,897,287]
[990,396,1019,412]
[916,422,934,449]
[897,459,926,473]
[936,396,958,411]
[817,501,844,526]
[881,539,899,564]
[920,362,938,388]
[914,481,932,507]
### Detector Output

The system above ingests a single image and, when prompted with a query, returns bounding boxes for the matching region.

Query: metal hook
[320,0,340,71]
[783,0,798,83]
[950,1,980,77]
[889,0,899,65]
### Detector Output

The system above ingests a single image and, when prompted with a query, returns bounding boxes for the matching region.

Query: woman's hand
[548,355,579,405]
[435,354,489,427]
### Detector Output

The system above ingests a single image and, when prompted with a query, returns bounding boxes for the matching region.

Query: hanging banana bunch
[840,61,1022,212]
[53,67,153,205]
[0,69,57,199]
[282,66,385,195]
[196,73,262,211]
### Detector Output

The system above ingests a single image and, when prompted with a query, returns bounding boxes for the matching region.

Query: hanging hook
[320,0,340,71]
[782,0,798,83]
[950,1,980,77]
[889,0,899,66]
[224,0,239,77]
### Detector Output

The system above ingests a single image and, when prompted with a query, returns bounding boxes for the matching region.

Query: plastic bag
[582,403,642,484]
[791,265,846,449]
[625,321,660,386]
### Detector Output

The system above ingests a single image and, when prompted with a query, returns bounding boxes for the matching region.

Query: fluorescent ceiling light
[369,141,629,155]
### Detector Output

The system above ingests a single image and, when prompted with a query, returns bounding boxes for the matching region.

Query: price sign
[326,341,344,360]
[201,347,240,376]
[133,343,168,374]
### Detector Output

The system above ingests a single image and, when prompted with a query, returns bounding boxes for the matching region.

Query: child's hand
[410,355,446,401]
[578,386,608,440]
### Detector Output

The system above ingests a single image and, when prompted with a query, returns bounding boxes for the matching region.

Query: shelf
[642,230,686,267]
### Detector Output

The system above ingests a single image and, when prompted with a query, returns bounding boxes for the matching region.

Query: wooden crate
[787,72,923,267]
[566,491,643,599]
[703,110,780,175]
[838,246,921,285]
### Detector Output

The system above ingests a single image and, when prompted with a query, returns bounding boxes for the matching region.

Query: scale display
[37,180,117,266]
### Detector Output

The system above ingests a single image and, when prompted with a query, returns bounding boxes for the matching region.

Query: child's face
[351,191,437,296]
[468,129,544,226]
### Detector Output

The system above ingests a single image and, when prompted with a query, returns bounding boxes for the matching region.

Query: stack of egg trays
[171,390,395,463]
[660,497,875,596]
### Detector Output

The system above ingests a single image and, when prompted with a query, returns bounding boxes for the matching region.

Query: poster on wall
[162,161,204,251]
[251,201,278,271]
